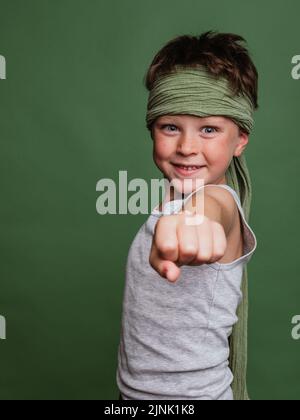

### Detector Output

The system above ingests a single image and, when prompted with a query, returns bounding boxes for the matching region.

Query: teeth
[178,166,200,171]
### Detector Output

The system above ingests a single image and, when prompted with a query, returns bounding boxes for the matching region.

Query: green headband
[146,65,255,133]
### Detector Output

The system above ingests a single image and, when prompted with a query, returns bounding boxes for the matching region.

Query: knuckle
[214,242,226,255]
[197,251,212,262]
[163,214,176,224]
[179,244,197,258]
[213,220,223,228]
[155,216,168,231]
[159,242,176,255]
[212,244,227,262]
[213,253,224,262]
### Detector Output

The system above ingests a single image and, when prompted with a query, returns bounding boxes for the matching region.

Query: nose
[176,131,200,155]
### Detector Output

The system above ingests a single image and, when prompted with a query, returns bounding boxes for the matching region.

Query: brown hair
[144,30,259,122]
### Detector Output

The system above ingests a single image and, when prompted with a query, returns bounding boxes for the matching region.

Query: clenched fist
[149,210,227,283]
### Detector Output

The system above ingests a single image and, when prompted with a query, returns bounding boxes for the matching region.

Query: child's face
[152,114,249,196]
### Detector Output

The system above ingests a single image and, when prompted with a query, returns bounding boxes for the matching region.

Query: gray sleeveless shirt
[116,184,257,400]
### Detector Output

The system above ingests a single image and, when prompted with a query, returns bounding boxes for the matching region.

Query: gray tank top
[116,184,257,400]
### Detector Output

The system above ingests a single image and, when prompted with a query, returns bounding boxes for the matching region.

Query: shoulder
[203,185,239,233]
[203,185,237,212]
[184,185,238,236]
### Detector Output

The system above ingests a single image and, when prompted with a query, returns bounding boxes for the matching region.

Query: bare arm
[183,186,237,237]
[149,186,237,282]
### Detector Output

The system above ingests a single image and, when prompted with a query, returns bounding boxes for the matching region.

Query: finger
[164,261,181,283]
[193,220,214,264]
[149,242,181,282]
[210,222,227,262]
[176,223,199,265]
[154,215,179,262]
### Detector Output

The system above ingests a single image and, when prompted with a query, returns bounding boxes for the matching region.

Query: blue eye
[161,124,178,132]
[203,126,217,134]
[160,124,218,134]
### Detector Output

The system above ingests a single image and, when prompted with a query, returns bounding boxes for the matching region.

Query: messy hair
[144,30,259,133]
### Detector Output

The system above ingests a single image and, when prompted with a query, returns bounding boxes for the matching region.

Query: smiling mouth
[172,163,205,175]
[173,163,203,169]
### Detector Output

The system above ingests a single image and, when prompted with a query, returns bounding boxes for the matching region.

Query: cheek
[153,139,174,159]
[205,138,232,163]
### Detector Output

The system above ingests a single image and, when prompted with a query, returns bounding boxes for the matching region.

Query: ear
[233,129,249,157]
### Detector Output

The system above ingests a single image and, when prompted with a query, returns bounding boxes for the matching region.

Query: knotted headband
[146,65,255,134]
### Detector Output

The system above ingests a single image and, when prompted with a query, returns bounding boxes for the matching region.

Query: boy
[116,31,258,400]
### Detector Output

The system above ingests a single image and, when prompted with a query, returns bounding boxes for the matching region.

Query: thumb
[161,260,181,283]
[149,242,181,282]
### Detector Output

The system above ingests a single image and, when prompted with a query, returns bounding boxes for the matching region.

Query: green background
[0,0,299,400]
